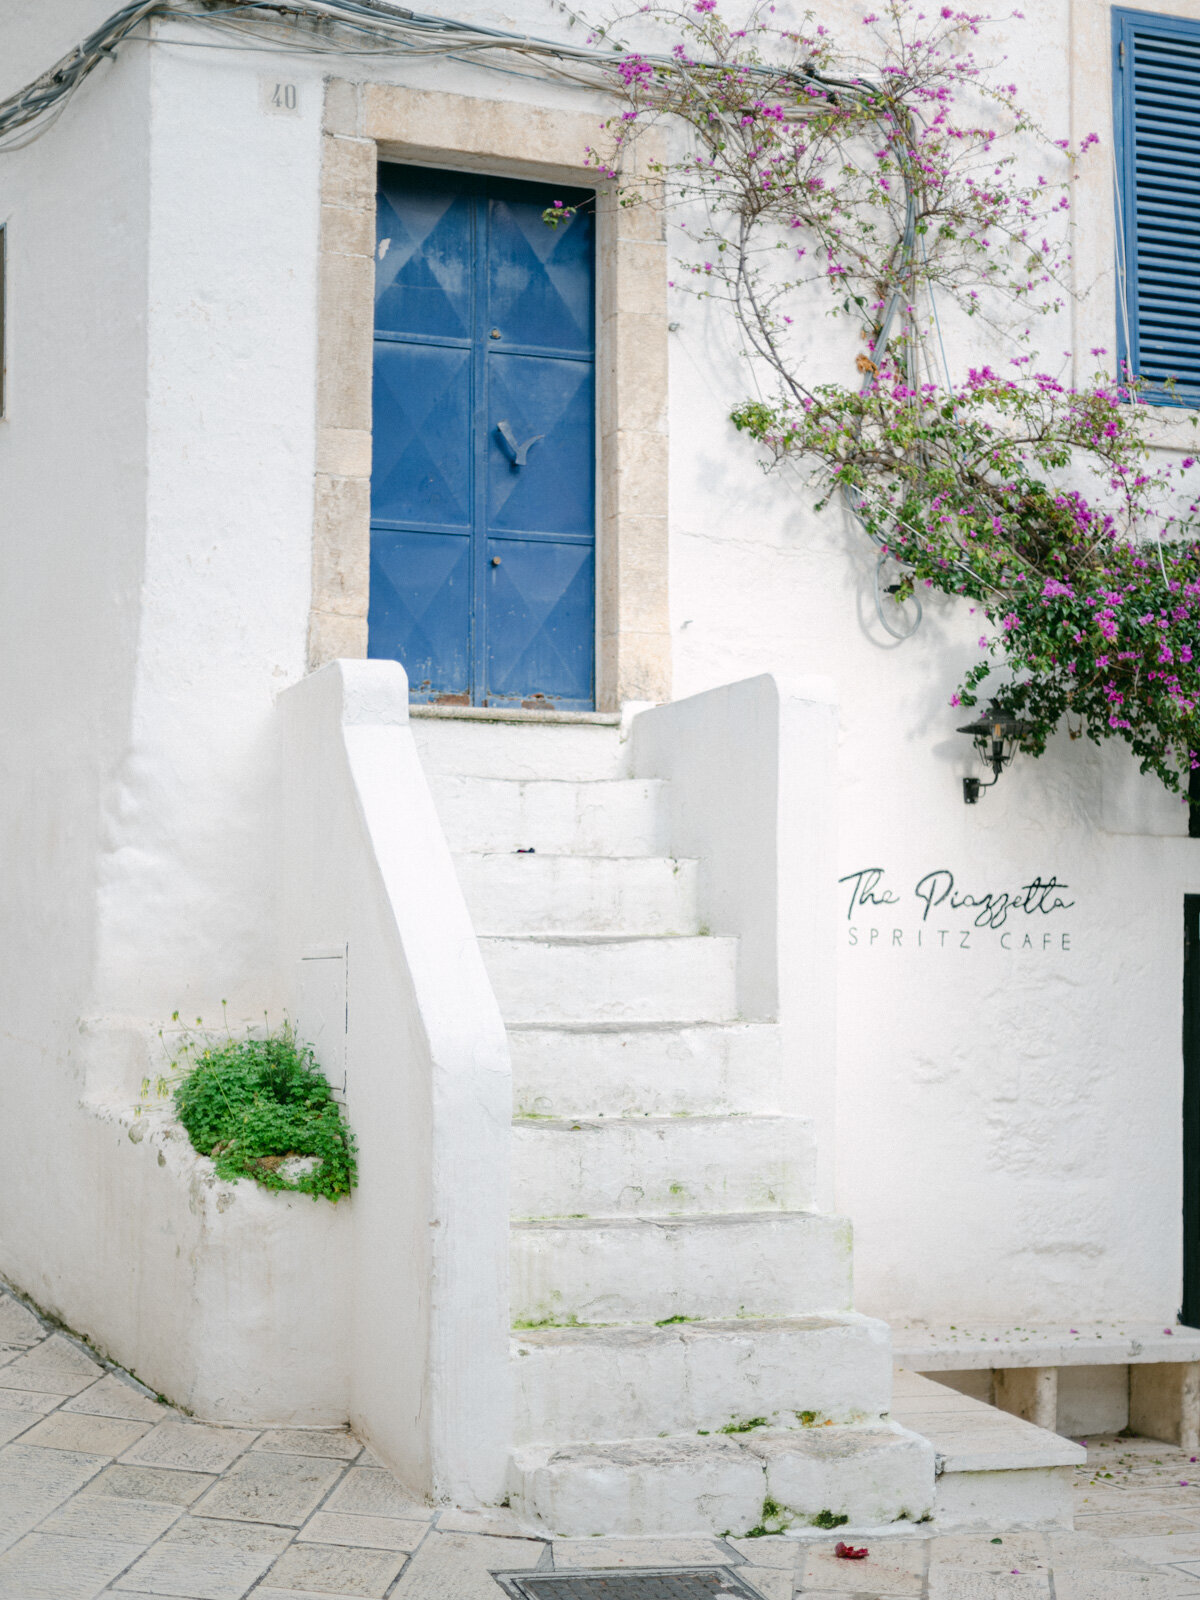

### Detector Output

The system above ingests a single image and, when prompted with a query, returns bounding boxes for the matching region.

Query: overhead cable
[0,0,926,637]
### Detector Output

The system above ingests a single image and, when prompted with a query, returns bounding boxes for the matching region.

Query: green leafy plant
[735,366,1200,790]
[812,1509,850,1529]
[166,1020,357,1202]
[741,1496,792,1537]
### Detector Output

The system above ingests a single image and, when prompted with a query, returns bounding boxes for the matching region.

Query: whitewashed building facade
[2,0,1200,1537]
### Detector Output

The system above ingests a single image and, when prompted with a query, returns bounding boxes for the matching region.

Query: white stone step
[511,1314,893,1444]
[511,1114,814,1218]
[427,775,669,856]
[890,1369,1083,1531]
[508,1423,936,1537]
[456,854,700,937]
[411,714,626,782]
[510,1022,782,1119]
[511,1212,852,1326]
[481,935,739,1026]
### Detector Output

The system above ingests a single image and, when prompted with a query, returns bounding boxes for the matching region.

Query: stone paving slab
[927,1572,1051,1600]
[803,1538,926,1593]
[739,1565,795,1600]
[0,1441,109,1553]
[390,1531,547,1600]
[19,1409,154,1455]
[438,1507,543,1538]
[552,1542,730,1570]
[86,1463,218,1505]
[324,1467,430,1518]
[0,1407,41,1445]
[255,1591,402,1600]
[63,1375,172,1424]
[190,1450,345,1526]
[727,1538,805,1570]
[253,1428,363,1460]
[110,1514,292,1598]
[0,1530,144,1599]
[260,1540,408,1596]
[120,1420,260,1474]
[297,1511,431,1551]
[0,1294,47,1347]
[0,1385,69,1413]
[9,1288,1200,1600]
[0,1339,105,1395]
[37,1493,184,1544]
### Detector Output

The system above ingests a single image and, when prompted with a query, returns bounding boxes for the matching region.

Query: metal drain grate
[495,1567,769,1600]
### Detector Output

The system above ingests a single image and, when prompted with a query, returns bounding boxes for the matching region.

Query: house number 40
[260,78,300,115]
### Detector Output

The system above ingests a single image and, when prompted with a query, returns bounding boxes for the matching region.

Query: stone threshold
[410,704,622,726]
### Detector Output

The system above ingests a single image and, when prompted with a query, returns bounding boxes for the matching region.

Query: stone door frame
[309,78,671,710]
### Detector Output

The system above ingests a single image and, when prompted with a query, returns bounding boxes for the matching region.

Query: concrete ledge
[892,1322,1200,1370]
[933,1465,1077,1532]
[892,1373,1085,1473]
[892,1371,1083,1532]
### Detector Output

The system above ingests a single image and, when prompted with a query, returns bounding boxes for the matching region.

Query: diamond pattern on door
[484,539,595,704]
[371,344,471,528]
[375,169,473,339]
[369,530,471,698]
[488,186,594,352]
[487,354,594,536]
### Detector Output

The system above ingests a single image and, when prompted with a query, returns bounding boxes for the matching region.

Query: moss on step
[719,1416,769,1434]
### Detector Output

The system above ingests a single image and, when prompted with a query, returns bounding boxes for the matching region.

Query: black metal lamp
[956,703,1032,804]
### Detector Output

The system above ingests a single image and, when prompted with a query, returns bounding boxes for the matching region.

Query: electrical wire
[0,0,928,636]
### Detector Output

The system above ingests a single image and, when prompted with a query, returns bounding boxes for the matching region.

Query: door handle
[496,420,544,468]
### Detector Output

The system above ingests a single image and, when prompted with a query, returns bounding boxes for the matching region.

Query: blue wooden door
[369,164,596,707]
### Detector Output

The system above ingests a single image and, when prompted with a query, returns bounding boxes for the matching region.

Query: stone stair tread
[457,853,701,937]
[512,1209,821,1232]
[511,1112,815,1219]
[507,1019,765,1033]
[509,1423,936,1537]
[484,933,739,1027]
[418,718,956,1536]
[483,932,713,945]
[513,1312,878,1347]
[426,774,670,855]
[510,1313,893,1445]
[455,850,698,862]
[891,1370,1085,1472]
[412,717,628,782]
[511,1112,792,1129]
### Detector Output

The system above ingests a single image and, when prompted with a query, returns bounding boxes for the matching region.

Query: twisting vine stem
[576,0,1200,792]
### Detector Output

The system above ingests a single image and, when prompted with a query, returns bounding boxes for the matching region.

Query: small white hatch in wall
[296,945,347,1100]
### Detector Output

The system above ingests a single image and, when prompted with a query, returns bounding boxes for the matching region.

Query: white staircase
[413,711,936,1537]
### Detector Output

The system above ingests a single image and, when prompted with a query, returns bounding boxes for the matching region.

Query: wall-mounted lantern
[956,704,1032,804]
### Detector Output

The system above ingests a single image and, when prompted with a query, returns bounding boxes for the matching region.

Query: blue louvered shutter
[1114,10,1200,404]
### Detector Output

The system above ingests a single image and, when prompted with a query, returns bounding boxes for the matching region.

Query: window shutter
[1114,10,1200,402]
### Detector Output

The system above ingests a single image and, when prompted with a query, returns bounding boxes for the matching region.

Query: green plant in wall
[585,0,1200,792]
[158,1017,357,1202]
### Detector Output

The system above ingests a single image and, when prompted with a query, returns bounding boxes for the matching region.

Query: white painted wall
[661,0,1196,1327]
[278,660,512,1504]
[0,0,1195,1449]
[629,675,840,1208]
[0,20,347,1418]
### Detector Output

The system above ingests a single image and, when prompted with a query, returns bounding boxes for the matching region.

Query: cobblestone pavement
[5,1288,1200,1600]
